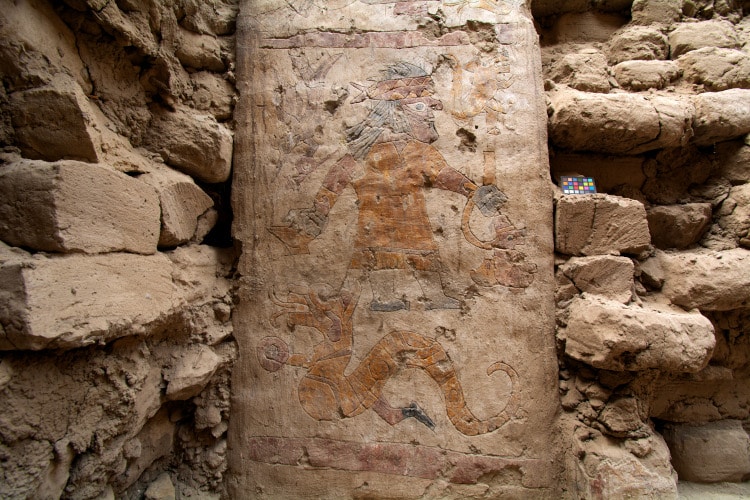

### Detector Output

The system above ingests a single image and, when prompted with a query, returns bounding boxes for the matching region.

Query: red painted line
[246,436,549,486]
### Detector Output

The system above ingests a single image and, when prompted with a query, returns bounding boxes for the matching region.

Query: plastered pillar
[230,1,559,496]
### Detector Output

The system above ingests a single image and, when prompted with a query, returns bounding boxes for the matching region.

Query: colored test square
[560,176,597,195]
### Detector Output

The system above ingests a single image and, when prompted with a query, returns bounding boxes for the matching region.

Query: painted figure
[446,52,513,125]
[271,62,518,311]
[258,286,519,435]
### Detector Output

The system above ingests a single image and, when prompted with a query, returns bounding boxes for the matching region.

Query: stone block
[84,0,159,57]
[176,29,225,72]
[145,473,176,500]
[167,245,233,304]
[547,12,626,44]
[659,248,750,310]
[114,408,176,492]
[596,396,646,438]
[558,255,634,303]
[630,0,683,25]
[669,20,739,58]
[165,345,223,400]
[641,146,715,205]
[190,71,235,121]
[178,0,238,36]
[555,194,651,256]
[555,271,579,305]
[547,50,611,93]
[613,60,681,91]
[651,368,749,423]
[681,0,744,18]
[663,420,750,483]
[631,0,683,25]
[0,252,179,350]
[569,417,678,499]
[0,0,91,93]
[559,294,715,372]
[8,74,101,162]
[692,89,750,146]
[678,47,750,92]
[145,106,233,184]
[606,26,669,64]
[140,167,214,247]
[0,159,160,254]
[715,139,750,185]
[548,89,694,154]
[646,203,712,250]
[193,208,220,244]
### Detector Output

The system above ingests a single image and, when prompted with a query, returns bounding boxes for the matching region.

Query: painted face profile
[347,63,445,154]
[400,97,443,144]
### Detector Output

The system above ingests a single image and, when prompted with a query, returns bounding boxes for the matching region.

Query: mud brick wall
[2,0,750,498]
[541,0,750,497]
[0,1,238,498]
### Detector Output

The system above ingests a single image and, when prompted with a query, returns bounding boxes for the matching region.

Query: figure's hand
[284,207,327,237]
[472,185,507,216]
[492,228,525,249]
[269,207,326,255]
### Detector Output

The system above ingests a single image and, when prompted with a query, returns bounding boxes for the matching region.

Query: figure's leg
[413,270,460,310]
[407,254,461,310]
[368,270,410,312]
[341,264,409,312]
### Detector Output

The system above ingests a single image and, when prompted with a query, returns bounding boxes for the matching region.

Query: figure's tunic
[349,141,470,272]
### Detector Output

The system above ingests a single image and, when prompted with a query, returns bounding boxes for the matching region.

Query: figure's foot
[424,296,461,310]
[401,402,436,430]
[370,299,410,312]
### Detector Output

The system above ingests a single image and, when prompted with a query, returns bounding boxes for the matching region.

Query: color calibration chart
[560,176,597,195]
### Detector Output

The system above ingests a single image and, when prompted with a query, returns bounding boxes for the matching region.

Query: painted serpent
[258,286,519,436]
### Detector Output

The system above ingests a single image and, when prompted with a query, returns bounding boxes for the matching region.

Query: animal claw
[402,402,436,430]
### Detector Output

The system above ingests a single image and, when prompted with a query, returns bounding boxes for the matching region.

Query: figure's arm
[430,156,507,216]
[315,154,357,217]
[286,154,357,236]
[410,143,477,197]
[270,155,357,254]
[434,167,477,198]
[415,144,507,213]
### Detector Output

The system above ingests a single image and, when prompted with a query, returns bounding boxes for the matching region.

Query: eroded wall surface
[2,0,750,498]
[229,0,559,497]
[540,0,750,497]
[0,1,238,498]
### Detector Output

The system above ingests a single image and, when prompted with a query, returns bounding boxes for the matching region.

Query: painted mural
[234,0,558,494]
[258,285,519,434]
[261,53,535,434]
[270,61,535,309]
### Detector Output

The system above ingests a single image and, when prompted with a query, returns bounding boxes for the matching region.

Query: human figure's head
[347,62,443,158]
